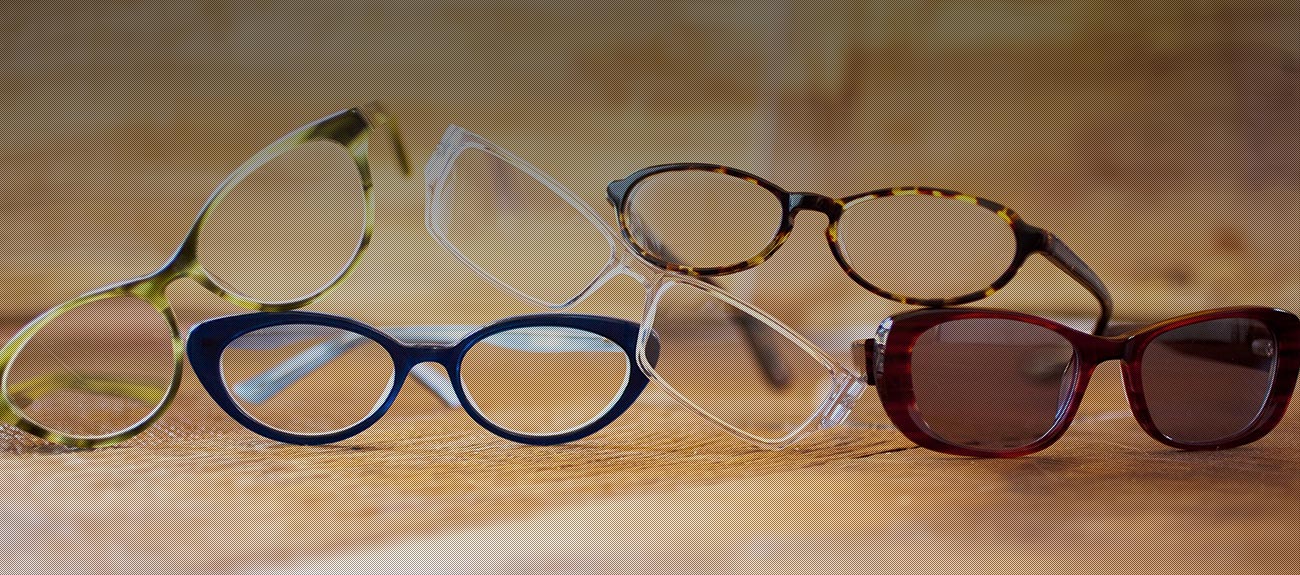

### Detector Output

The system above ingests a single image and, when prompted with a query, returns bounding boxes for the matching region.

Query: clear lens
[909,318,1076,450]
[222,323,394,435]
[838,194,1017,300]
[624,170,784,269]
[460,326,630,436]
[430,147,613,306]
[199,140,366,304]
[647,281,836,442]
[3,296,174,438]
[1140,318,1276,444]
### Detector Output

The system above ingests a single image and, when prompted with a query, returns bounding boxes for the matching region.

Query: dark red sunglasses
[854,306,1299,457]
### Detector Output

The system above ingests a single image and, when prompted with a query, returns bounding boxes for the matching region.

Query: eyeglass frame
[853,305,1299,457]
[607,163,1114,335]
[185,310,657,446]
[0,102,411,448]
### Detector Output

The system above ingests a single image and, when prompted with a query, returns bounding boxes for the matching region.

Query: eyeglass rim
[864,306,1299,457]
[423,124,619,310]
[636,275,861,449]
[0,284,183,447]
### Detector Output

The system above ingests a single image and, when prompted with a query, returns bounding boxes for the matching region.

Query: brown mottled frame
[608,163,1113,334]
[854,306,1299,458]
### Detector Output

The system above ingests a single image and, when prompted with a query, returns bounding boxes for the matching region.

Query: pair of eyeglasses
[854,306,1297,456]
[606,163,1113,334]
[0,103,411,448]
[426,126,888,449]
[184,311,657,445]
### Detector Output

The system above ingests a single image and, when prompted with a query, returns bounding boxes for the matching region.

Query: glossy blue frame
[186,311,659,446]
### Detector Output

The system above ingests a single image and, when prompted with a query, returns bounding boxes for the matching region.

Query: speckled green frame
[0,102,410,448]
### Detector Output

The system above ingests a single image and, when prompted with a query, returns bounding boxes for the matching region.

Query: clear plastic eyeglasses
[0,102,411,448]
[425,126,871,450]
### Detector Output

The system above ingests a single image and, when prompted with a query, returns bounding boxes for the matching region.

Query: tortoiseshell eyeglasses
[607,164,1113,334]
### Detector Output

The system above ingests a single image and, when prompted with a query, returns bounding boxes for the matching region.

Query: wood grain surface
[0,322,1296,574]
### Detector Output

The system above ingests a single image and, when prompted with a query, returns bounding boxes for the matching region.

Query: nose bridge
[1085,335,1129,365]
[404,356,462,408]
[789,193,843,221]
[614,251,653,288]
[409,343,457,369]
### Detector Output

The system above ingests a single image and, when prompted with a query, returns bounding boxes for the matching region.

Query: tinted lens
[460,326,630,436]
[223,323,394,435]
[430,147,613,306]
[199,140,366,303]
[909,318,1077,450]
[1140,318,1276,444]
[624,170,784,269]
[3,296,174,438]
[838,194,1017,300]
[647,281,836,442]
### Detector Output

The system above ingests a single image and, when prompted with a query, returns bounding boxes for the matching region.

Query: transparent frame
[426,126,868,450]
[0,102,411,448]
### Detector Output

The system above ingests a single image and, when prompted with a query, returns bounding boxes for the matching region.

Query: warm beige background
[2,1,1297,332]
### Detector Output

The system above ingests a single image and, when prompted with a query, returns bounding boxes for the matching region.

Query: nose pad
[410,363,461,408]
[1056,354,1081,418]
[1252,338,1277,359]
[821,371,869,428]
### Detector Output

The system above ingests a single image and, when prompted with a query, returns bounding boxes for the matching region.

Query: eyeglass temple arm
[229,324,627,407]
[1036,230,1113,336]
[606,194,792,391]
[6,373,168,410]
[359,101,412,177]
[851,339,876,385]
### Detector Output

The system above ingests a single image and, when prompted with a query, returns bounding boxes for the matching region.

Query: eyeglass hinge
[822,371,869,428]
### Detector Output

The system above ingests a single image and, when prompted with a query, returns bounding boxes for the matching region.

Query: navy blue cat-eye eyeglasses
[186,310,659,446]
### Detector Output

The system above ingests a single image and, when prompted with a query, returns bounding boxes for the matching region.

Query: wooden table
[0,331,1295,575]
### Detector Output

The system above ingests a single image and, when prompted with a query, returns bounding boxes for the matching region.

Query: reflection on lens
[1141,318,1276,444]
[431,148,613,306]
[910,318,1076,450]
[648,281,835,441]
[838,194,1017,300]
[460,326,629,436]
[625,170,785,270]
[4,296,174,438]
[223,324,394,435]
[199,140,365,303]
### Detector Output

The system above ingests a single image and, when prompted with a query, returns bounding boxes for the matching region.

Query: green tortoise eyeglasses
[0,102,411,448]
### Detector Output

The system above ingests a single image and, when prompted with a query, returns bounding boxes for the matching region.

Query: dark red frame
[853,306,1299,458]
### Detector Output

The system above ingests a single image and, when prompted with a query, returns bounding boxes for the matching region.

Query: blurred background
[1,0,1296,335]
